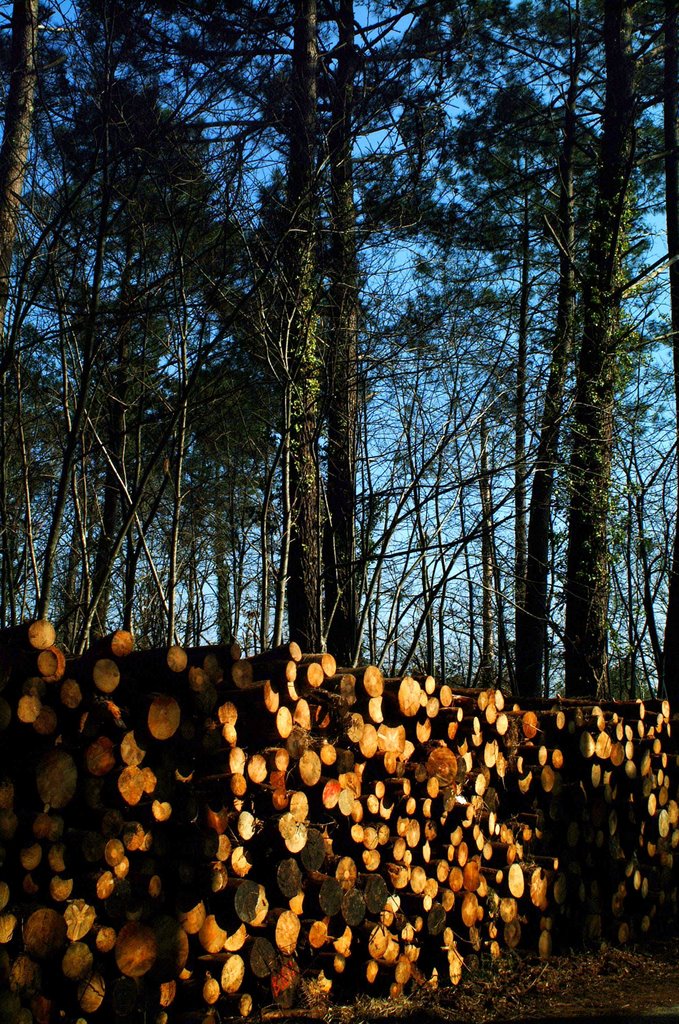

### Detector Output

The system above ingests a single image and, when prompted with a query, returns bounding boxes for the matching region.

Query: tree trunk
[284,0,322,651]
[324,0,359,666]
[0,0,38,625]
[479,418,495,682]
[514,194,530,644]
[662,0,679,698]
[515,14,580,697]
[0,0,38,360]
[564,0,637,697]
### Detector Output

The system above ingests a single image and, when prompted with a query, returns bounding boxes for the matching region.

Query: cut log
[62,941,94,981]
[78,971,106,1012]
[234,881,269,927]
[92,657,121,694]
[115,922,158,977]
[221,953,246,993]
[35,751,77,809]
[0,619,56,650]
[147,695,181,740]
[23,909,67,959]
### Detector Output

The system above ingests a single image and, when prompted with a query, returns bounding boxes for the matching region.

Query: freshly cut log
[231,646,301,689]
[147,695,181,740]
[198,915,228,954]
[0,618,56,650]
[85,736,116,776]
[342,887,366,926]
[221,953,246,993]
[250,937,277,978]
[115,922,158,977]
[384,676,422,718]
[337,664,384,697]
[426,746,458,788]
[294,662,325,688]
[184,641,243,674]
[224,923,248,952]
[5,646,65,683]
[84,645,189,692]
[23,908,67,959]
[92,658,121,694]
[298,749,322,787]
[277,858,303,900]
[17,691,41,723]
[120,730,146,767]
[177,899,207,935]
[234,881,269,926]
[58,677,81,709]
[203,973,221,1004]
[90,630,135,659]
[254,642,303,663]
[8,953,41,997]
[301,829,326,872]
[36,646,67,681]
[63,901,96,943]
[78,971,106,1012]
[364,874,390,915]
[35,751,77,809]
[117,766,147,806]
[274,910,301,954]
[95,926,117,953]
[34,704,58,735]
[166,644,189,673]
[298,652,337,677]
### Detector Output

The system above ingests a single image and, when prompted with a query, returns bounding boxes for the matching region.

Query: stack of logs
[0,619,678,1022]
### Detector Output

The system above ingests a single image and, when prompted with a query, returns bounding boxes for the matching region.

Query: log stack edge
[0,620,677,1021]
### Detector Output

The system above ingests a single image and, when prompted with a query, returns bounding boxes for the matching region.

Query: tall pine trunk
[479,418,495,683]
[514,194,530,644]
[284,0,322,650]
[0,0,38,623]
[0,0,37,357]
[515,15,580,697]
[662,0,679,698]
[564,0,637,698]
[324,0,359,664]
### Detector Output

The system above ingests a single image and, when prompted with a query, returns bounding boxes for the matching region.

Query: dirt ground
[318,937,679,1024]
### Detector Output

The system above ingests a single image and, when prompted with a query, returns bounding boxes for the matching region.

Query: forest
[0,0,678,702]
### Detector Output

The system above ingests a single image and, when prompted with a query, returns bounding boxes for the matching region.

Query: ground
[312,937,679,1024]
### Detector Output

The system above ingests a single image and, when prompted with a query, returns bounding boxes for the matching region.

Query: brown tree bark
[564,0,637,697]
[0,0,38,624]
[515,15,580,697]
[662,0,679,698]
[514,196,530,642]
[284,0,322,651]
[479,418,495,682]
[0,0,37,362]
[324,0,360,666]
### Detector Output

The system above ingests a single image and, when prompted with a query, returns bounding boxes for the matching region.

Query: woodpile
[1,620,678,1021]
